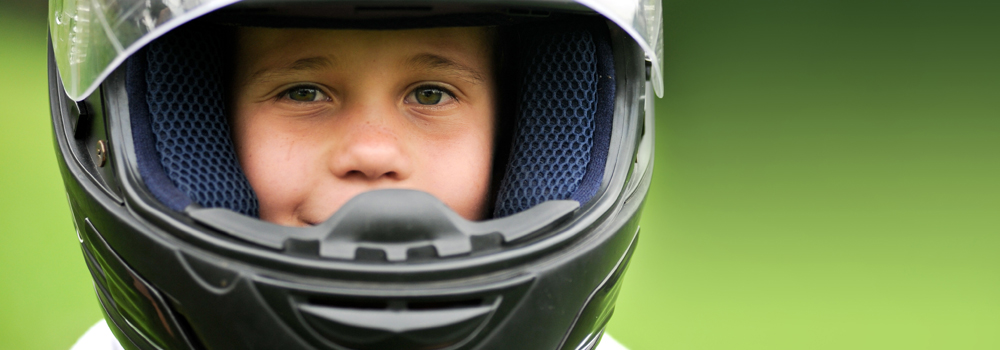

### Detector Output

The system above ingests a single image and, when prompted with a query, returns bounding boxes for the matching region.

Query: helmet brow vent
[506,8,551,17]
[355,6,433,12]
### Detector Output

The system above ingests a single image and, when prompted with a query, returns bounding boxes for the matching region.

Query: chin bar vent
[298,298,496,350]
[255,274,534,350]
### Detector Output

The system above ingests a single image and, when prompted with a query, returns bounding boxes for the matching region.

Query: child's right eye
[282,86,329,102]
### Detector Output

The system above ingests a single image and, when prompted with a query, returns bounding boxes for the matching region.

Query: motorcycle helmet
[48,1,661,349]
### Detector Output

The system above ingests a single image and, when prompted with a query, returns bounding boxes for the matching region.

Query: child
[228,26,497,225]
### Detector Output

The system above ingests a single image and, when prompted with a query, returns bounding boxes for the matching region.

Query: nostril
[344,170,365,179]
[343,170,400,180]
[330,139,411,180]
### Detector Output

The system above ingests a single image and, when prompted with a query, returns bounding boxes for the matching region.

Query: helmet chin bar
[188,189,580,261]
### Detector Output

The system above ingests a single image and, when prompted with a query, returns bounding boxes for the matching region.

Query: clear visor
[49,0,663,101]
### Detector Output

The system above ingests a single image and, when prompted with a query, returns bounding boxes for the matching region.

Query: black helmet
[49,1,661,349]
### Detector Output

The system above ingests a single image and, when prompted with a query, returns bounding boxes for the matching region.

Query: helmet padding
[127,27,259,217]
[126,19,614,220]
[493,22,614,217]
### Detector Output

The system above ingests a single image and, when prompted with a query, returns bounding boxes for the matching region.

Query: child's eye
[282,86,329,102]
[407,86,455,106]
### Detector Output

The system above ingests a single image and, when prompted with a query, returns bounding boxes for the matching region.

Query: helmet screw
[95,140,108,167]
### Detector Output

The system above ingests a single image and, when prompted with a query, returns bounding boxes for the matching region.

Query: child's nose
[327,108,413,182]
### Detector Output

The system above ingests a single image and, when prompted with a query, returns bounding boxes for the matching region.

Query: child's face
[231,27,496,226]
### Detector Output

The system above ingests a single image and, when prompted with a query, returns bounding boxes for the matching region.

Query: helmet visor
[49,0,663,101]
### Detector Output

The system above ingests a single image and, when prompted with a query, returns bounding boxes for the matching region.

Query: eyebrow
[245,54,486,85]
[407,53,487,84]
[246,56,337,84]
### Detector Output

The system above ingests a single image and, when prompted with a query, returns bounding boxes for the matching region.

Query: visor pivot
[95,140,108,167]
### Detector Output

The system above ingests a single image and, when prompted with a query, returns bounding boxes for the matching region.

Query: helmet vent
[295,296,497,349]
[307,297,390,311]
[355,6,433,12]
[306,297,485,311]
[253,270,534,350]
[506,8,551,17]
[407,298,484,310]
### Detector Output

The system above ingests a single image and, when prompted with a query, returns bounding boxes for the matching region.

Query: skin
[230,27,496,226]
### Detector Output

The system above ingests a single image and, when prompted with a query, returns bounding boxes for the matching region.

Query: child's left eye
[282,86,329,102]
[406,86,455,106]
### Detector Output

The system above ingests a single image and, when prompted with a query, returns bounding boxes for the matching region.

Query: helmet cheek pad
[494,20,615,218]
[126,24,259,217]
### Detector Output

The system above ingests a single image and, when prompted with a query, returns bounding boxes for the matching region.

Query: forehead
[236,26,493,70]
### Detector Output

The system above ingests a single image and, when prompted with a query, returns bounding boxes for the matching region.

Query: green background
[1,1,998,349]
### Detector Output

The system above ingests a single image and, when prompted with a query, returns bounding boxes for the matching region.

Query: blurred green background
[1,0,998,349]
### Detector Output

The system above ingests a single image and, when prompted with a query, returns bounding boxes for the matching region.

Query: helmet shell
[48,1,657,349]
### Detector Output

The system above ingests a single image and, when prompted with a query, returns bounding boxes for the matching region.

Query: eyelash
[279,84,330,103]
[276,84,457,105]
[415,84,455,96]
[407,84,457,105]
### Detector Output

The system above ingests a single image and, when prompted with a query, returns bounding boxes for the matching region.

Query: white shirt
[72,320,629,350]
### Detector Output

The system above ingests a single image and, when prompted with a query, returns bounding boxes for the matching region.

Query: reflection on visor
[49,0,663,101]
[50,0,240,100]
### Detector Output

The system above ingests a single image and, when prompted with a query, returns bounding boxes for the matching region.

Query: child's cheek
[422,125,493,220]
[233,107,319,226]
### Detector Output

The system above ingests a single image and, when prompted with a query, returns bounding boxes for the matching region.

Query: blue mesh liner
[128,48,193,212]
[571,23,615,208]
[139,29,259,217]
[494,24,614,218]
